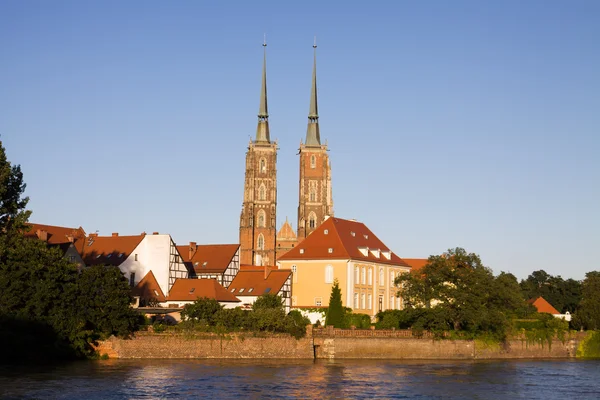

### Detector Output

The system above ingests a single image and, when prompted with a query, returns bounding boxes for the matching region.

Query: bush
[252,293,284,311]
[181,297,223,324]
[344,313,371,329]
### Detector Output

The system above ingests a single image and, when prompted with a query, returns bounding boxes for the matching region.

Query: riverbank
[95,329,588,360]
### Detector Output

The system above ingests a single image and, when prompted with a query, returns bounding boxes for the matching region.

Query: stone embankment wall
[95,329,585,360]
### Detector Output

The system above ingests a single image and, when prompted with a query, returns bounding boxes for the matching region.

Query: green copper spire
[305,38,321,146]
[256,38,270,143]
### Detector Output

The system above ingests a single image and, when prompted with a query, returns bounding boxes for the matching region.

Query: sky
[1,1,599,280]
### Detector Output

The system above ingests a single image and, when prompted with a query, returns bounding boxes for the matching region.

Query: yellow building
[277,217,411,318]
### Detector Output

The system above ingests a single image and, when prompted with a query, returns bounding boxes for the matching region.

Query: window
[259,158,266,173]
[189,288,196,294]
[379,296,383,312]
[310,155,316,168]
[328,248,333,253]
[309,188,316,202]
[153,289,160,297]
[315,297,322,307]
[291,265,297,273]
[257,210,266,228]
[364,234,369,239]
[258,184,266,201]
[231,288,236,293]
[257,234,264,250]
[248,288,254,293]
[239,288,245,294]
[96,254,101,259]
[354,293,359,309]
[361,267,366,284]
[368,268,373,285]
[355,266,360,283]
[129,272,135,287]
[368,294,372,309]
[325,265,334,283]
[324,229,329,235]
[299,249,304,254]
[350,231,355,237]
[308,213,316,229]
[390,271,395,286]
[379,268,384,286]
[134,254,138,261]
[361,293,365,309]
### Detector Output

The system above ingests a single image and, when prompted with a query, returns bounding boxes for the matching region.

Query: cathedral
[239,42,334,266]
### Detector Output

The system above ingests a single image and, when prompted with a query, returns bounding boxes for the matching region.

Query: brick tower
[297,41,334,240]
[240,41,278,266]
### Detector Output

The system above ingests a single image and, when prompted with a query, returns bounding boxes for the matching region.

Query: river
[1,359,599,399]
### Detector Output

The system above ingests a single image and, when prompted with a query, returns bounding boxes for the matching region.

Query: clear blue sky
[1,1,598,280]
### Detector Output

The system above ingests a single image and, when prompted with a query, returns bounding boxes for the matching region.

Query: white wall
[119,234,187,298]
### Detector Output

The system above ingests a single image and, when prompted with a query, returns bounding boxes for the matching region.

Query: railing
[312,327,439,338]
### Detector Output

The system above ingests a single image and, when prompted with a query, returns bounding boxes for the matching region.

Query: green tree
[573,271,600,330]
[395,248,530,339]
[181,297,223,324]
[520,270,582,313]
[325,279,344,328]
[0,139,30,236]
[252,293,284,311]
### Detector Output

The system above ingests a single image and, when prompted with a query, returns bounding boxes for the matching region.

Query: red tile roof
[278,217,409,267]
[228,269,291,296]
[167,279,240,302]
[403,258,429,272]
[528,297,560,315]
[177,244,239,274]
[81,234,145,266]
[276,218,297,240]
[132,271,166,302]
[26,223,86,244]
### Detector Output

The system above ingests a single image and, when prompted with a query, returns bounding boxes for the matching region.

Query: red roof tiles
[229,269,291,296]
[167,279,240,302]
[278,217,409,267]
[403,258,429,272]
[132,271,166,302]
[176,243,239,274]
[81,234,145,266]
[26,223,86,244]
[528,296,560,315]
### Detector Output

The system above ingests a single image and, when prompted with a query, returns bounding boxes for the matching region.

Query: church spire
[305,38,320,146]
[256,37,270,143]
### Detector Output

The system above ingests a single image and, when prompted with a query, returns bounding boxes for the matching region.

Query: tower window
[257,234,265,250]
[259,158,267,173]
[308,213,317,229]
[258,185,266,201]
[257,210,266,228]
[309,189,316,202]
[310,155,316,169]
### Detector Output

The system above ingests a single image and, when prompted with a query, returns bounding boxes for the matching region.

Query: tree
[520,270,582,313]
[396,248,530,339]
[325,279,344,328]
[181,297,223,324]
[252,293,284,311]
[573,271,600,330]
[0,139,30,236]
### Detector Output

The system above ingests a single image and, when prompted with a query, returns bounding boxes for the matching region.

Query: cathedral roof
[278,217,409,267]
[276,218,297,240]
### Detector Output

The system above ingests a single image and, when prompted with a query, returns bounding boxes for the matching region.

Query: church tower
[240,42,278,266]
[297,42,334,240]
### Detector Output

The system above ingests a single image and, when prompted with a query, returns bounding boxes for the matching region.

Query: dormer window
[364,234,369,239]
[189,288,195,294]
[358,247,369,257]
[351,231,355,237]
[153,290,159,297]
[382,251,391,260]
[96,254,102,259]
[328,248,333,253]
[300,249,305,254]
[239,288,245,294]
[231,288,236,293]
[202,262,208,267]
[370,249,381,258]
[248,288,254,293]
[324,229,329,235]
[194,262,199,267]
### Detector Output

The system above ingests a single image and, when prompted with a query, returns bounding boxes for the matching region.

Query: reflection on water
[1,359,599,399]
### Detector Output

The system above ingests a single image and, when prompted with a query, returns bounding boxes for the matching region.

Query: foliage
[252,293,284,311]
[520,270,582,313]
[181,297,223,324]
[571,271,600,331]
[344,313,371,329]
[577,331,600,358]
[0,140,140,362]
[325,279,344,328]
[395,248,532,340]
[519,313,569,349]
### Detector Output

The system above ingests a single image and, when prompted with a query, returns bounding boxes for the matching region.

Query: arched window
[325,265,334,283]
[259,158,266,173]
[310,155,316,169]
[309,213,317,229]
[309,187,316,202]
[257,210,265,228]
[258,185,266,201]
[379,268,384,286]
[257,234,264,250]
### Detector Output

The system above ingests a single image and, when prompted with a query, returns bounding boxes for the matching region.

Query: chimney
[141,232,146,236]
[189,242,197,260]
[153,232,159,235]
[112,232,119,237]
[37,229,48,242]
[264,265,272,280]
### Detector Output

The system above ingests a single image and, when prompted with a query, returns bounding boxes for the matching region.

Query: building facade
[277,217,411,318]
[177,242,240,288]
[240,43,278,267]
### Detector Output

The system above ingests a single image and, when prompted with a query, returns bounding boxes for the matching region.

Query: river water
[1,359,599,399]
